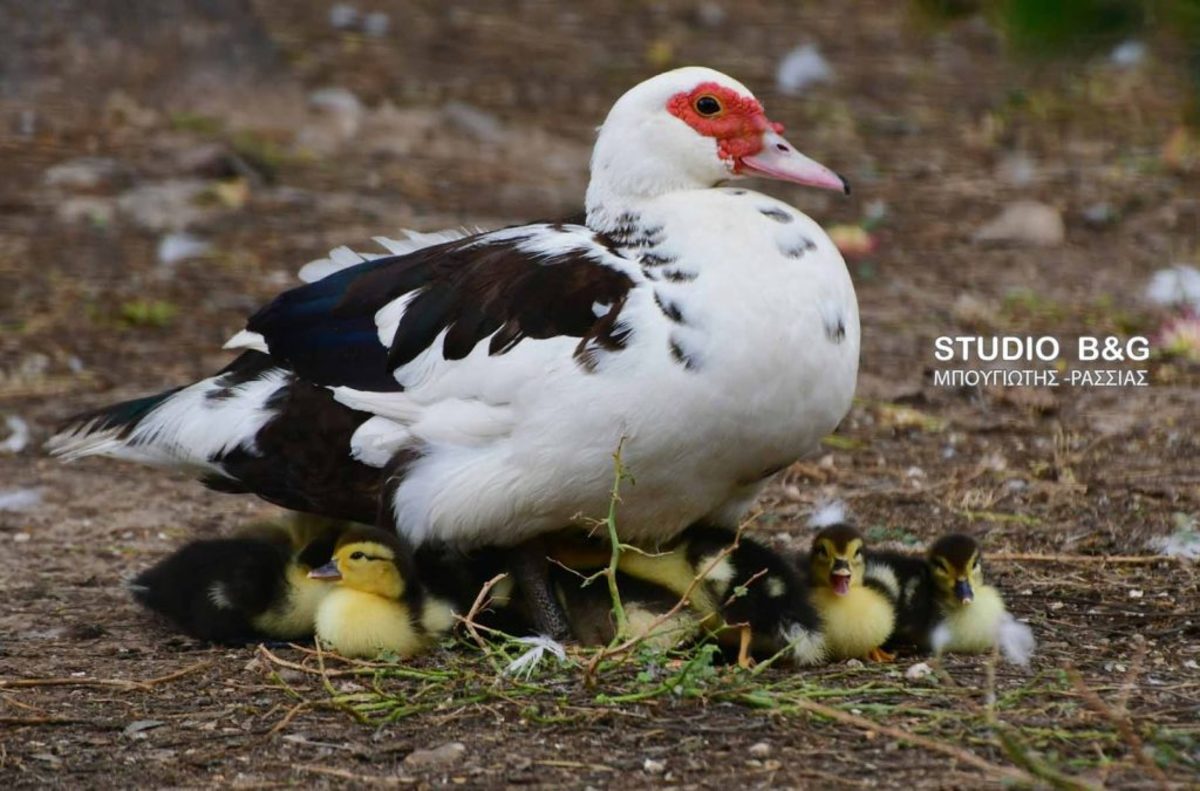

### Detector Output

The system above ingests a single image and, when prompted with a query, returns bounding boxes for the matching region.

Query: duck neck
[584,132,708,233]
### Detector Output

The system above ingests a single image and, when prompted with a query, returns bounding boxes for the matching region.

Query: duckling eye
[694,95,722,117]
[350,551,366,561]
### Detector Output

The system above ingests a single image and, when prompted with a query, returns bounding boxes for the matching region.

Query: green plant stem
[604,440,630,641]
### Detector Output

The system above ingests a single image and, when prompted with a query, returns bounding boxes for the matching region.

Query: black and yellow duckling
[867,533,1033,661]
[310,526,457,659]
[129,514,345,643]
[542,523,825,668]
[807,524,896,662]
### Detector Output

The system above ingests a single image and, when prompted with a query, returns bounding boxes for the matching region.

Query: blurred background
[1,0,1198,549]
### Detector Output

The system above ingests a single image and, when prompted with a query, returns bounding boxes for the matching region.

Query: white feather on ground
[504,635,567,678]
[1144,265,1200,312]
[807,499,848,528]
[996,613,1036,666]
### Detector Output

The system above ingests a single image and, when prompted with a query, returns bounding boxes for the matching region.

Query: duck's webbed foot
[736,624,757,670]
[865,646,896,663]
[508,537,572,641]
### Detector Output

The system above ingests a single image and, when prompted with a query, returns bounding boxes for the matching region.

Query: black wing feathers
[246,228,635,390]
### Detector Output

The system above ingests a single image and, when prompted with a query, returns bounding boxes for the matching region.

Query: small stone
[973,201,1064,247]
[845,658,864,669]
[776,44,833,96]
[309,87,363,124]
[363,11,389,36]
[442,101,506,144]
[117,180,212,231]
[748,741,772,758]
[56,196,116,226]
[695,1,726,28]
[642,758,666,774]
[1081,202,1117,228]
[995,152,1037,187]
[404,741,467,769]
[124,719,165,738]
[0,488,43,512]
[157,232,212,266]
[1129,589,1144,599]
[905,662,933,681]
[44,157,127,192]
[329,3,358,29]
[1110,40,1146,68]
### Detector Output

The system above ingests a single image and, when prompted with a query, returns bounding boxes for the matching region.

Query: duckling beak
[830,560,851,596]
[954,579,973,604]
[308,561,342,581]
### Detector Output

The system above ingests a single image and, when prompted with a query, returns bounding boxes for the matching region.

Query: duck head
[928,533,984,609]
[587,66,848,225]
[809,524,866,596]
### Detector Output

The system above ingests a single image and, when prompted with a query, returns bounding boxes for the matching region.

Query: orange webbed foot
[865,646,896,663]
[737,624,757,670]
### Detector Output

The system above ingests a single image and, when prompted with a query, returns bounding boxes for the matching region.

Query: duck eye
[350,551,366,560]
[694,95,722,117]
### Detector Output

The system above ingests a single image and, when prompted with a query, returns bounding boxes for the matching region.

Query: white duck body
[48,66,859,554]
[357,190,859,547]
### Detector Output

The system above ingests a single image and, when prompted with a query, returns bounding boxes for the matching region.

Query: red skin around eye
[666,82,785,170]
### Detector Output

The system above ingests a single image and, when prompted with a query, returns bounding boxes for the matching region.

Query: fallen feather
[504,635,567,678]
[1,416,30,454]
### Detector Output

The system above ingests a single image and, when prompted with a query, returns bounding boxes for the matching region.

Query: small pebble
[643,758,666,774]
[905,662,933,681]
[404,741,467,769]
[748,741,772,758]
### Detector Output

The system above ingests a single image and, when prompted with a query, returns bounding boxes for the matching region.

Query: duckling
[543,524,825,667]
[311,526,456,659]
[868,534,1033,662]
[129,515,345,643]
[807,524,896,662]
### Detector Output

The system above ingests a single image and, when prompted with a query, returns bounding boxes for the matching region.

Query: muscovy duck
[49,66,859,637]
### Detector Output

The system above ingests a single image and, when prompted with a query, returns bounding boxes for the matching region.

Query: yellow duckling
[926,534,1033,661]
[808,524,895,662]
[310,526,456,659]
[866,533,1034,663]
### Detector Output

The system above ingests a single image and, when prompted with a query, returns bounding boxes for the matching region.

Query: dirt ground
[2,1,1199,788]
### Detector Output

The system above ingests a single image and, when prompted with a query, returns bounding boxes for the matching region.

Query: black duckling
[129,515,344,643]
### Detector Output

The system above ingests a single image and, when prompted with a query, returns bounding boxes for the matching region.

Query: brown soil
[1,2,1198,788]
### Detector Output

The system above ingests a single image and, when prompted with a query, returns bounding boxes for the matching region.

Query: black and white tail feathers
[46,351,384,523]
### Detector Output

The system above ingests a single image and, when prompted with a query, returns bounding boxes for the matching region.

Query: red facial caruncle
[665,80,849,195]
[666,82,784,171]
